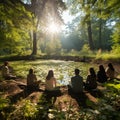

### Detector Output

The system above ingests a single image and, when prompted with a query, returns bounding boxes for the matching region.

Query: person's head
[75,69,80,75]
[99,65,105,72]
[29,68,34,74]
[4,61,9,66]
[108,63,114,71]
[89,67,96,77]
[46,70,54,80]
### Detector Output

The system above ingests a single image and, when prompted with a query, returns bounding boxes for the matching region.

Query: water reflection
[57,72,71,85]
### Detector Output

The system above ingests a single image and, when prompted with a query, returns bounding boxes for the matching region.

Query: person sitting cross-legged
[97,65,107,83]
[85,67,97,90]
[45,70,62,105]
[68,69,83,94]
[27,68,41,91]
[68,69,87,107]
[1,61,17,80]
[105,63,115,81]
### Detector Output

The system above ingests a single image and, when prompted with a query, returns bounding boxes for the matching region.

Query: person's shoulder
[97,70,100,74]
[87,74,90,77]
[27,74,30,77]
[49,77,56,81]
[3,66,8,69]
[87,75,91,79]
[33,73,36,76]
[71,76,75,79]
[79,75,83,79]
[52,77,56,80]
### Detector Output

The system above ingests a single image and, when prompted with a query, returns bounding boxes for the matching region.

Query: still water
[10,60,97,85]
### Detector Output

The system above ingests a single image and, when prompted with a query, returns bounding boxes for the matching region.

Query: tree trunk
[87,20,94,50]
[31,31,37,55]
[99,18,102,49]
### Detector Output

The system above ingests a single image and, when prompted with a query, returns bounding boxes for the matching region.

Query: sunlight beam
[47,22,59,34]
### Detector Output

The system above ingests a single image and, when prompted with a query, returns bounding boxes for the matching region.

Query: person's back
[70,69,83,93]
[45,77,56,91]
[45,70,61,104]
[71,75,83,93]
[97,65,107,83]
[27,68,40,91]
[1,65,9,78]
[86,75,97,89]
[27,73,37,86]
[69,69,87,108]
[85,67,97,90]
[106,63,115,80]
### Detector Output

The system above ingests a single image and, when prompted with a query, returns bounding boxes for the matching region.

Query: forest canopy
[0,0,120,56]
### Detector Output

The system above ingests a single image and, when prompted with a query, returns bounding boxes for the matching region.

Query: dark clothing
[68,85,87,107]
[44,88,62,104]
[27,84,40,91]
[70,75,83,93]
[68,75,87,107]
[85,75,97,90]
[97,71,107,83]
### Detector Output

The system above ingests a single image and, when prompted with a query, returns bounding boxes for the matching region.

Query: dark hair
[89,67,96,77]
[108,63,114,71]
[4,61,9,66]
[99,65,105,73]
[75,69,80,75]
[29,68,34,74]
[46,70,54,80]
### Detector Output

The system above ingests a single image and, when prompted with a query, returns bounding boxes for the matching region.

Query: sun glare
[48,22,59,33]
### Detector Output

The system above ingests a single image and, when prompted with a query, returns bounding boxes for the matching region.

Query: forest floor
[0,59,120,118]
[0,78,106,111]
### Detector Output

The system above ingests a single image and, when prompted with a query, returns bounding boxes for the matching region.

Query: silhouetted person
[97,65,107,83]
[105,63,115,81]
[68,69,83,93]
[85,67,97,90]
[45,70,62,105]
[68,69,87,107]
[1,61,16,80]
[27,68,41,91]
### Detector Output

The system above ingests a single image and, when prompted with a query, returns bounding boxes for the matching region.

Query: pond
[1,60,98,85]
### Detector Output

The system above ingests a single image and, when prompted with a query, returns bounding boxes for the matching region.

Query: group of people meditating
[0,61,117,106]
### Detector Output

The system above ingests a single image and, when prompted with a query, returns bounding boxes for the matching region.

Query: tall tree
[92,0,120,48]
[67,0,120,51]
[67,0,95,50]
[0,0,66,55]
[22,0,66,55]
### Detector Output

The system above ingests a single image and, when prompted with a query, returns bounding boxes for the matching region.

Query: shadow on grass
[8,85,44,104]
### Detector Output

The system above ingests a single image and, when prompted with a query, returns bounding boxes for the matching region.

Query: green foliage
[45,38,62,55]
[0,1,32,55]
[0,96,9,111]
[60,29,85,51]
[65,0,120,53]
[111,22,120,54]
[80,44,92,55]
[8,100,38,120]
[96,50,120,61]
[0,96,15,119]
